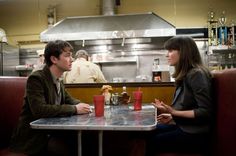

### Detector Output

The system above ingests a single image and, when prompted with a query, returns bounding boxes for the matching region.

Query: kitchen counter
[65,82,175,105]
[65,81,175,88]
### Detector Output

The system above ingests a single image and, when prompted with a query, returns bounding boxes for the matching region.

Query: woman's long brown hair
[164,36,211,86]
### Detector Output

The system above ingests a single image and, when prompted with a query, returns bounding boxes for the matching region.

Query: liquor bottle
[121,86,130,104]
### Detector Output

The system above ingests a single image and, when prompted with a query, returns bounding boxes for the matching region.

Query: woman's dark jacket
[172,68,213,134]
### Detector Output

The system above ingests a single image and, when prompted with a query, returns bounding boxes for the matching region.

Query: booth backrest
[212,68,236,156]
[0,76,27,149]
[0,69,236,156]
[158,68,236,156]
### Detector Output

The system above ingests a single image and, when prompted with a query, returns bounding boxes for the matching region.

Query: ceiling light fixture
[0,28,7,43]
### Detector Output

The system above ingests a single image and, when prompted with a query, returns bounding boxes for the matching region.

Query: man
[32,49,45,72]
[10,40,91,156]
[63,49,107,83]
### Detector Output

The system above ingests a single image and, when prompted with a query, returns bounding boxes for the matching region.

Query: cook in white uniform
[32,49,45,72]
[63,50,107,83]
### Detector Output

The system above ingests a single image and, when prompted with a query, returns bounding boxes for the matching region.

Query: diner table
[30,104,157,156]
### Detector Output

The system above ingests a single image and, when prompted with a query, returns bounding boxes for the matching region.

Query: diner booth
[1,0,236,155]
[1,68,236,156]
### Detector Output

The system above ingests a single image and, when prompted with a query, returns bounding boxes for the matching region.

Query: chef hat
[36,49,44,56]
[75,50,89,58]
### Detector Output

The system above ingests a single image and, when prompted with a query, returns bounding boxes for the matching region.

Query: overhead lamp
[97,45,107,51]
[0,28,7,43]
[47,6,56,28]
[82,40,85,47]
[121,51,125,56]
[121,37,125,46]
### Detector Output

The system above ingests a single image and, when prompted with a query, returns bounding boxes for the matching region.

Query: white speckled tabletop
[30,104,157,131]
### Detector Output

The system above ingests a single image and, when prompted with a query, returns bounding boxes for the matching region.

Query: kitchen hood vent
[40,12,176,42]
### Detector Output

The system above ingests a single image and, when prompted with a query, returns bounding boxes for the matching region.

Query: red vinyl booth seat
[158,68,236,156]
[1,69,236,156]
[212,68,236,156]
[0,76,27,156]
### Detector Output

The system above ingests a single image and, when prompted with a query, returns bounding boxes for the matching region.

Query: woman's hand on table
[152,99,176,115]
[152,99,168,114]
[157,113,172,124]
[75,103,91,114]
[160,102,175,114]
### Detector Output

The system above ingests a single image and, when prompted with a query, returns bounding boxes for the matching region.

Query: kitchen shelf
[15,65,33,71]
[93,57,137,64]
[207,47,236,70]
[213,48,236,53]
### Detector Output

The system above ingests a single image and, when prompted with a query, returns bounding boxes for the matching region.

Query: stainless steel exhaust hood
[40,12,176,42]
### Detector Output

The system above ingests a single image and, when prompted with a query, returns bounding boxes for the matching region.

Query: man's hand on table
[75,103,91,114]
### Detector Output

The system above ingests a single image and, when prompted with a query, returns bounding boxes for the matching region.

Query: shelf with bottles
[207,48,236,71]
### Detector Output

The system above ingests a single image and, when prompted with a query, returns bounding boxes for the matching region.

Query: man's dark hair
[44,40,73,66]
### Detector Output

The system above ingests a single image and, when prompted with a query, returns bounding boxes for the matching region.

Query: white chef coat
[63,58,107,83]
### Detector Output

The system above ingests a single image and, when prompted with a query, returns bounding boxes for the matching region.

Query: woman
[146,36,213,155]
